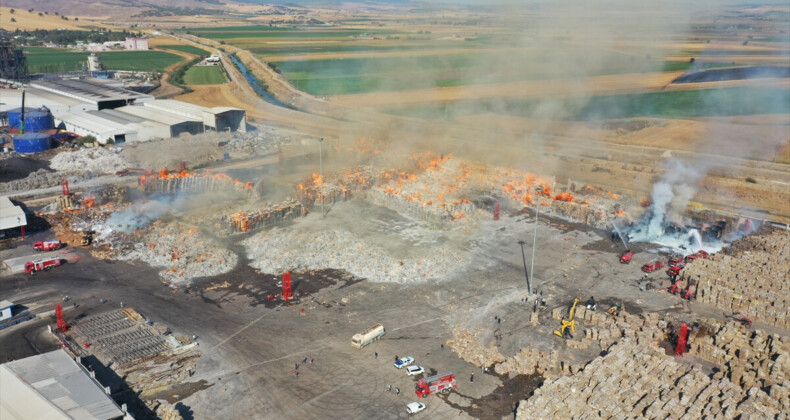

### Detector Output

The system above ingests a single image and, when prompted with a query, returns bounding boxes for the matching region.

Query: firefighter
[470,373,474,382]
[586,296,597,311]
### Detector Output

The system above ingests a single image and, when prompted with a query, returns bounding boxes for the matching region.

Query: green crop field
[383,86,790,120]
[156,44,211,56]
[25,48,184,73]
[184,65,226,84]
[183,25,371,40]
[268,50,704,96]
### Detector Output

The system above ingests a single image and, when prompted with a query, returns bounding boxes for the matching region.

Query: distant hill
[0,0,227,19]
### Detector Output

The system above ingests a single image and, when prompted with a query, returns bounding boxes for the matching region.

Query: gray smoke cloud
[636,158,707,240]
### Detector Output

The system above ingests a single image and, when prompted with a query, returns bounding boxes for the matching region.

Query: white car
[406,402,426,414]
[406,365,425,376]
[394,356,415,369]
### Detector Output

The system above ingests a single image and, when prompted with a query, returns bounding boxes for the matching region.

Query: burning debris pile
[117,221,238,286]
[222,200,307,234]
[680,228,789,328]
[50,146,129,174]
[243,227,465,283]
[517,338,785,419]
[139,169,256,198]
[295,165,379,207]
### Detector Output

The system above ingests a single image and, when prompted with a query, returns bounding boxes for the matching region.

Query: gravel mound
[243,227,465,283]
[50,147,129,174]
[0,168,86,193]
[0,156,51,182]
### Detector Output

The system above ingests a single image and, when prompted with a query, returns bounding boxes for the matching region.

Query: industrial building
[0,196,26,233]
[0,36,28,82]
[124,37,149,51]
[30,79,153,110]
[142,99,247,133]
[0,300,14,322]
[0,77,246,148]
[0,349,130,420]
[53,110,139,144]
[114,104,205,137]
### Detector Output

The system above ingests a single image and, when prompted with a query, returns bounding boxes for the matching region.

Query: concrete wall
[0,306,12,321]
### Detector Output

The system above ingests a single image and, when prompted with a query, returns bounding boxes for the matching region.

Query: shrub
[745,177,757,184]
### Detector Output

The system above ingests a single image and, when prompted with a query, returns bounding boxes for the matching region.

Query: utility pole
[318,137,324,216]
[529,187,543,295]
[518,240,531,294]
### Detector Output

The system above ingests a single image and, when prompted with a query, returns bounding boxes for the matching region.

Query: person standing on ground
[387,384,392,392]
[374,352,378,359]
[440,343,444,351]
[395,387,400,395]
[470,373,474,382]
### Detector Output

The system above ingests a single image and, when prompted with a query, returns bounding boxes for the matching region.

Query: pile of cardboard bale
[690,321,790,409]
[680,228,789,328]
[572,305,667,349]
[517,338,785,419]
[446,326,505,367]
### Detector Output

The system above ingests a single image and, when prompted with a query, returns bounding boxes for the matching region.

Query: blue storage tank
[7,107,55,132]
[13,133,53,154]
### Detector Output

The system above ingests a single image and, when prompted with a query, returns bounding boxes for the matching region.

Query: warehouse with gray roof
[0,349,131,420]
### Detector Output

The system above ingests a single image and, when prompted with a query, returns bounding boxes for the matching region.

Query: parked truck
[24,258,61,274]
[415,372,456,398]
[351,324,385,349]
[33,240,62,251]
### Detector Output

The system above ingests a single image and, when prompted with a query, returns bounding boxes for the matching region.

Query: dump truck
[351,324,385,349]
[33,240,62,251]
[24,258,61,274]
[415,372,456,398]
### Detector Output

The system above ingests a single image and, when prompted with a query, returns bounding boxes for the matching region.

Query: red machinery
[34,240,62,251]
[55,303,67,332]
[675,323,688,356]
[24,258,61,274]
[641,261,665,273]
[61,180,70,196]
[282,271,293,300]
[415,372,456,398]
[620,249,633,264]
[735,313,753,328]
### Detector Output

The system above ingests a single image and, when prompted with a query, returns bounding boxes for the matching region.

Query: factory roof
[0,87,91,113]
[91,109,171,132]
[0,350,125,420]
[30,78,152,105]
[0,196,26,230]
[142,99,244,118]
[116,104,201,126]
[53,110,135,135]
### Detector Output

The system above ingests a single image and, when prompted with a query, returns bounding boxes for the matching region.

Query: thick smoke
[636,159,707,240]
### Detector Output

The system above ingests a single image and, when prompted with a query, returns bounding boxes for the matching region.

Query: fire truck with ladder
[415,372,456,398]
[24,258,61,274]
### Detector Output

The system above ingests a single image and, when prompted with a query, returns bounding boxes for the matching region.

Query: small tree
[38,12,43,16]
[9,9,14,14]
[10,18,16,22]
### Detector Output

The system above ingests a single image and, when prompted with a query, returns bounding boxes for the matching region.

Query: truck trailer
[351,324,385,349]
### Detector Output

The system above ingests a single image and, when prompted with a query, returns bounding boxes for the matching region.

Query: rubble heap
[221,128,297,155]
[517,339,785,419]
[118,221,238,286]
[50,147,129,174]
[0,168,85,193]
[690,321,790,409]
[680,228,790,328]
[243,227,465,283]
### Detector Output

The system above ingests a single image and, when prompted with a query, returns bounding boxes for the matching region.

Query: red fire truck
[33,240,62,251]
[24,258,61,274]
[415,372,456,398]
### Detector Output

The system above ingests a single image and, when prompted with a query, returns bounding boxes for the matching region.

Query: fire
[615,209,625,217]
[640,199,652,207]
[553,192,574,202]
[82,196,95,208]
